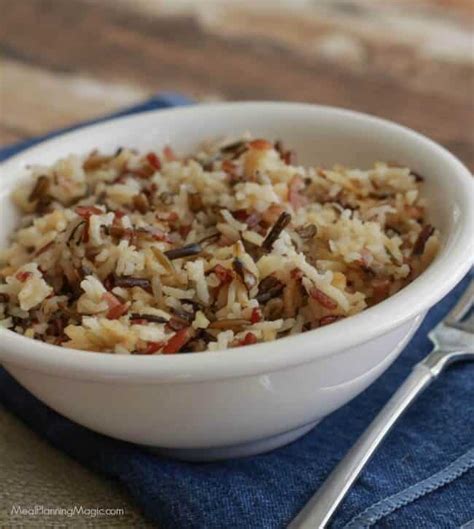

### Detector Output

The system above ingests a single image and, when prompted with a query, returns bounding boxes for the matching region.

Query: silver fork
[289,281,474,529]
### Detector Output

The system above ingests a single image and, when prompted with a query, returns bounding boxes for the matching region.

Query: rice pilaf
[0,137,439,354]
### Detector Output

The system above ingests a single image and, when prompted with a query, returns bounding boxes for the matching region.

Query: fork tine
[444,280,473,328]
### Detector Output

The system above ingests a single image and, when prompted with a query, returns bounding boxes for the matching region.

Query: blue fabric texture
[0,95,472,529]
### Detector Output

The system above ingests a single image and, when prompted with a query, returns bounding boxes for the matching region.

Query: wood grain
[0,59,148,141]
[0,0,472,168]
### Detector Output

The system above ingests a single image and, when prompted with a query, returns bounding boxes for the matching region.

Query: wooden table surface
[1,0,473,167]
[0,0,473,526]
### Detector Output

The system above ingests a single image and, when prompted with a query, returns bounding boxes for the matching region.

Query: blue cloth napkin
[0,95,473,529]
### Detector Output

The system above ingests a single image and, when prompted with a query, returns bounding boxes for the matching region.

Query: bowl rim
[0,101,473,382]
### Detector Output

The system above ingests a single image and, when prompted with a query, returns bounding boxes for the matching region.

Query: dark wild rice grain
[232,258,257,291]
[220,140,248,157]
[114,276,151,289]
[256,276,284,304]
[262,212,291,251]
[28,176,50,202]
[129,313,168,324]
[164,243,202,260]
[413,224,434,255]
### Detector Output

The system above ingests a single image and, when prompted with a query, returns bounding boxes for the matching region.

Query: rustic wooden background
[1,0,473,167]
[0,0,473,527]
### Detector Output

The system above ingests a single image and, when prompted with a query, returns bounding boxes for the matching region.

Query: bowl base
[150,421,319,461]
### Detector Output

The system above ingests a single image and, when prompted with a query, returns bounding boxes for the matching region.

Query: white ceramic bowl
[1,103,473,461]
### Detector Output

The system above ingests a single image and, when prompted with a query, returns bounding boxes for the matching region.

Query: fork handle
[288,364,435,529]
